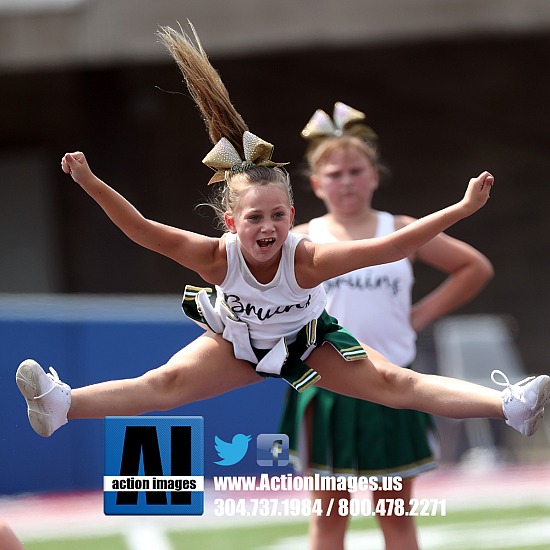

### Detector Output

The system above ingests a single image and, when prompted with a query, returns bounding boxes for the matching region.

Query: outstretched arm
[295,171,494,288]
[61,152,226,283]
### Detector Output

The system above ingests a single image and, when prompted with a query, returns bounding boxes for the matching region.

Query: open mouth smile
[257,237,276,249]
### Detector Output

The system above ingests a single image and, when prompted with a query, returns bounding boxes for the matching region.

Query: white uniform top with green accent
[309,212,416,366]
[215,232,327,350]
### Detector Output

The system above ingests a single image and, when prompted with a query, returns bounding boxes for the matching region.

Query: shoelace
[491,369,535,403]
[34,367,64,400]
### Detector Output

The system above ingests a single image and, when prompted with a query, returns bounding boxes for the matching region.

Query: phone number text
[213,497,446,517]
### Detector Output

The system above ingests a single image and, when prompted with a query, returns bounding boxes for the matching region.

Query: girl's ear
[310,175,325,200]
[224,212,237,234]
[373,167,380,191]
[289,206,295,228]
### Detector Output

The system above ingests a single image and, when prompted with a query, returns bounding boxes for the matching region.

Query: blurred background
[2,0,550,365]
[1,0,550,547]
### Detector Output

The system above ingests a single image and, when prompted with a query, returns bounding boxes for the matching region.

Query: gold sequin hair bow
[202,131,288,185]
[300,102,378,144]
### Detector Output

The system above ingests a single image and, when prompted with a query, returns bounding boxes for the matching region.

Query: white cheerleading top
[216,232,327,350]
[308,212,416,366]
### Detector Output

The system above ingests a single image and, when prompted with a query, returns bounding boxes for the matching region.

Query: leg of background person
[308,490,350,550]
[373,477,419,550]
[0,519,25,550]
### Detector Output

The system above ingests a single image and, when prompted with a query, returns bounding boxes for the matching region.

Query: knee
[310,513,347,549]
[312,511,346,532]
[376,362,418,408]
[379,361,414,389]
[140,365,185,410]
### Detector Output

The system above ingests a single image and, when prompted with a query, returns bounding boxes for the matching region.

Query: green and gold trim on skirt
[182,285,213,325]
[251,311,366,392]
[181,285,368,393]
[281,364,321,393]
[340,345,368,361]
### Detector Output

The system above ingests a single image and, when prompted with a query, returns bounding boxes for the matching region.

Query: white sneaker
[492,369,550,436]
[16,359,71,437]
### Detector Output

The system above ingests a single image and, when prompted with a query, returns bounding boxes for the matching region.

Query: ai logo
[104,416,204,515]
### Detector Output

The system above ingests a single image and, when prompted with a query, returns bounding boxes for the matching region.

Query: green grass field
[22,504,550,550]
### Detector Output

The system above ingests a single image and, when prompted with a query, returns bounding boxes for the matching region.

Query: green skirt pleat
[280,374,439,478]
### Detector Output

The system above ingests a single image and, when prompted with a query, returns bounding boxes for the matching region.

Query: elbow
[471,253,495,288]
[124,226,145,244]
[479,254,495,283]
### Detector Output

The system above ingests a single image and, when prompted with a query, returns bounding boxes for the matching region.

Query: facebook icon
[256,434,289,466]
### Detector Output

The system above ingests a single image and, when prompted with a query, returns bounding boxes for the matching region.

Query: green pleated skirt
[279,373,439,478]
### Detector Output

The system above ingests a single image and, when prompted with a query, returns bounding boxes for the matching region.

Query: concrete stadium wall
[0,295,290,495]
[2,0,550,70]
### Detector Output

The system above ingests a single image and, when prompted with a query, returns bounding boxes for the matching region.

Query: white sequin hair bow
[202,131,288,185]
[300,102,378,144]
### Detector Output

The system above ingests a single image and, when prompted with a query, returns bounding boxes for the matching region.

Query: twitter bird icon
[214,434,252,466]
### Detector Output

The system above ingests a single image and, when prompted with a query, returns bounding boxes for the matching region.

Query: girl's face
[224,184,295,267]
[311,147,379,217]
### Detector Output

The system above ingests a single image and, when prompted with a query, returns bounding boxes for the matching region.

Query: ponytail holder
[202,131,288,185]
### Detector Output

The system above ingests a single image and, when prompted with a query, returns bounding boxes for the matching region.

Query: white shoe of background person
[16,359,71,437]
